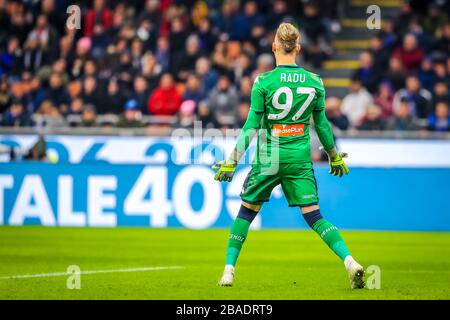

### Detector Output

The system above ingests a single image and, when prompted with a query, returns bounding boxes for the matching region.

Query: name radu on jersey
[280,72,306,83]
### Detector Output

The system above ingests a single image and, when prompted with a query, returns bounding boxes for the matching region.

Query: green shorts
[240,162,318,207]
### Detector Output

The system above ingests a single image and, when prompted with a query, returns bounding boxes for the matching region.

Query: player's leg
[301,204,365,289]
[281,163,364,289]
[218,164,279,286]
[218,201,261,286]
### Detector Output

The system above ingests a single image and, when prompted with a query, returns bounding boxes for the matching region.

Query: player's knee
[301,204,319,214]
[238,202,260,223]
[242,201,261,213]
[301,205,322,228]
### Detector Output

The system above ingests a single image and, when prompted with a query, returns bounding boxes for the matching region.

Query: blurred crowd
[0,0,448,132]
[330,1,450,132]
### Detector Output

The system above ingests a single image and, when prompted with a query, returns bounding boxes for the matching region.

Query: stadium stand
[0,0,448,133]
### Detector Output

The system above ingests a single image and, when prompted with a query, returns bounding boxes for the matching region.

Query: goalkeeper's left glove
[212,160,237,182]
[328,151,349,177]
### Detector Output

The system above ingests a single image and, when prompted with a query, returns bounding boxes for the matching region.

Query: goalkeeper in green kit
[213,23,365,289]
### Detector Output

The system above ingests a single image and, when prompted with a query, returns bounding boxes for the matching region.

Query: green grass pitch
[0,226,449,299]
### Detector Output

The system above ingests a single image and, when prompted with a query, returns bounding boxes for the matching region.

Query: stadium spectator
[267,0,288,30]
[117,99,145,128]
[79,104,98,127]
[368,35,390,75]
[130,75,151,114]
[90,24,112,60]
[27,14,58,60]
[206,74,239,127]
[423,3,448,37]
[36,100,67,127]
[197,100,218,129]
[195,57,219,93]
[58,36,75,68]
[80,76,102,112]
[236,99,250,128]
[432,81,449,111]
[71,37,92,79]
[69,98,84,115]
[239,76,253,102]
[251,53,274,82]
[418,57,435,92]
[23,35,45,73]
[341,78,373,126]
[1,100,31,127]
[114,51,135,85]
[103,78,126,115]
[196,18,216,53]
[392,33,424,72]
[147,73,181,115]
[23,77,45,114]
[325,97,349,131]
[169,17,188,59]
[155,36,170,73]
[428,101,450,132]
[386,97,421,131]
[232,53,252,85]
[0,78,12,114]
[384,56,407,91]
[241,1,265,40]
[141,52,162,89]
[84,0,113,38]
[353,51,382,93]
[138,0,161,29]
[44,73,71,114]
[172,34,202,81]
[0,37,22,77]
[299,2,332,67]
[213,0,243,41]
[433,22,450,56]
[357,104,386,131]
[177,100,196,128]
[373,81,395,119]
[378,20,397,50]
[393,75,432,119]
[433,60,449,84]
[183,73,206,109]
[394,1,414,37]
[3,1,29,46]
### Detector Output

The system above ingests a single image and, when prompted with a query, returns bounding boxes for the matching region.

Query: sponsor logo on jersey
[272,124,305,137]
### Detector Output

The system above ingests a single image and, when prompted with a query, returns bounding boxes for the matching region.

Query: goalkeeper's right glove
[212,160,237,182]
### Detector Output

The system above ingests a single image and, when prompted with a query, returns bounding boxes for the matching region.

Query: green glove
[328,152,349,178]
[212,160,237,182]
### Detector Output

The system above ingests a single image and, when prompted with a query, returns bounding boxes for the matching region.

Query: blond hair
[275,23,300,53]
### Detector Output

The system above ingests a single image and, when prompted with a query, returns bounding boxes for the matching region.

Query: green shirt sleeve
[228,76,265,162]
[312,76,334,151]
[313,109,335,152]
[250,76,265,113]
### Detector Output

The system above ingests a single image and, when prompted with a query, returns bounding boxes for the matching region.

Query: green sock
[311,218,351,262]
[225,217,251,267]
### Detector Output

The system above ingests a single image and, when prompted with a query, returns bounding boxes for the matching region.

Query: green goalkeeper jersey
[243,64,332,164]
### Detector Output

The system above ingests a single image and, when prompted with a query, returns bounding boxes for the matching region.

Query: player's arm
[228,109,262,163]
[313,87,349,177]
[212,77,265,182]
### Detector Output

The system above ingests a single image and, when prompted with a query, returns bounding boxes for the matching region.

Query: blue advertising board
[1,163,449,231]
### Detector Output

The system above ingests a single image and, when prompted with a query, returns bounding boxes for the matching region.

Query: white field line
[0,266,184,280]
